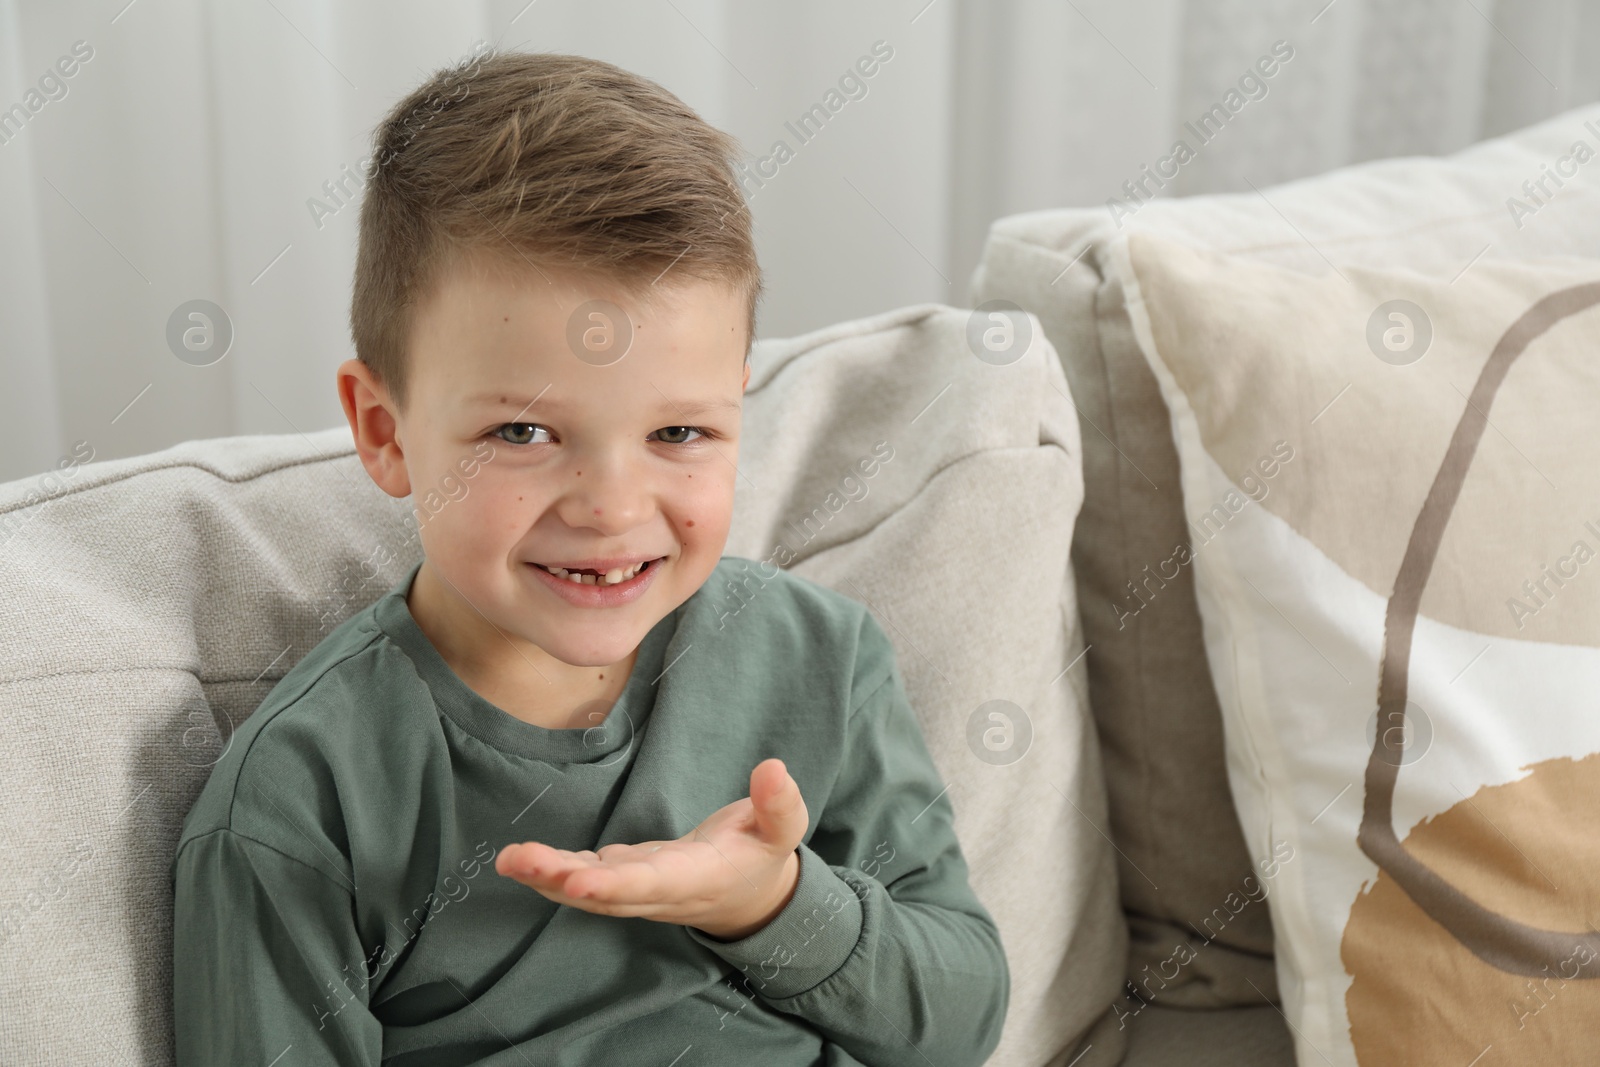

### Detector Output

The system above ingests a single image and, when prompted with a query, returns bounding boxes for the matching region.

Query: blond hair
[351,49,761,413]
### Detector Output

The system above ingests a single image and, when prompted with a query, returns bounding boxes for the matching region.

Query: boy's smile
[338,248,751,726]
[525,553,665,605]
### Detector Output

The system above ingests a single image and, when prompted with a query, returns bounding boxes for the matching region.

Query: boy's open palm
[494,757,808,941]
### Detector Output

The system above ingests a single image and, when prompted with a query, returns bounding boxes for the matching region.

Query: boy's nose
[553,455,653,534]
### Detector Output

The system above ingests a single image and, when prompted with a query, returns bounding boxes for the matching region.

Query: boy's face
[339,251,751,669]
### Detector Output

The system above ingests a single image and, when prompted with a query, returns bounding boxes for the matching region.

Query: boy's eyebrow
[465,393,742,418]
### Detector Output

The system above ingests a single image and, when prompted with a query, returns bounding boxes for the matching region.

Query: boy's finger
[748,757,807,847]
[563,854,668,903]
[496,841,584,880]
[494,842,535,877]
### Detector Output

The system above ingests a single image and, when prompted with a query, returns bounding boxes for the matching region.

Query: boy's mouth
[530,556,664,586]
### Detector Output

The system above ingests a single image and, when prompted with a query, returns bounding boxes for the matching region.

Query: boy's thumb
[750,758,807,845]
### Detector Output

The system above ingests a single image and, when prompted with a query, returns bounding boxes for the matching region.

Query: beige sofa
[3,101,1594,1065]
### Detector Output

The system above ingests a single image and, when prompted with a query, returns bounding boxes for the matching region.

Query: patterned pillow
[1115,228,1600,1065]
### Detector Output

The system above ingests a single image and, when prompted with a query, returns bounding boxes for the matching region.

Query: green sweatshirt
[171,556,1008,1066]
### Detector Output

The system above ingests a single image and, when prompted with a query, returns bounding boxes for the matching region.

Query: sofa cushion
[1121,1002,1293,1067]
[1119,227,1600,1065]
[968,99,1600,1011]
[0,302,1123,1066]
[728,302,1126,1066]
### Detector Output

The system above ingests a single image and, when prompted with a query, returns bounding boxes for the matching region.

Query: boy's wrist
[684,844,868,1001]
[693,847,801,942]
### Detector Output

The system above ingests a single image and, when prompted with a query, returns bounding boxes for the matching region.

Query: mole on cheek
[685,520,695,527]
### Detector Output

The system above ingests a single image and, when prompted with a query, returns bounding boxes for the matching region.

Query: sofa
[3,100,1596,1066]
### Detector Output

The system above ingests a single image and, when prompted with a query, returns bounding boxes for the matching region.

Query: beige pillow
[971,218,1279,1009]
[1118,228,1600,1066]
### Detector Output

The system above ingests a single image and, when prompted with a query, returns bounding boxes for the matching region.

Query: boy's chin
[536,625,652,669]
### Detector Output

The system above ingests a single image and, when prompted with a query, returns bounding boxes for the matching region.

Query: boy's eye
[651,426,704,445]
[491,423,708,446]
[494,423,552,446]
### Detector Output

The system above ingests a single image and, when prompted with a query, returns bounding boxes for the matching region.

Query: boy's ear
[336,358,413,499]
[742,360,751,390]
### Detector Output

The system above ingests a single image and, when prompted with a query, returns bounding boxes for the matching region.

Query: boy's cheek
[414,493,519,563]
[672,486,738,543]
[414,485,490,538]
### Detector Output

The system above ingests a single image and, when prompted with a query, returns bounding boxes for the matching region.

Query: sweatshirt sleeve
[172,827,383,1066]
[683,616,1011,1067]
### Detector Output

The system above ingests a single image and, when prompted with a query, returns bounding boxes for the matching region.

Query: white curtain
[2,0,1595,482]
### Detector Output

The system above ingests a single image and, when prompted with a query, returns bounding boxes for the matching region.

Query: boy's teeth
[540,559,651,585]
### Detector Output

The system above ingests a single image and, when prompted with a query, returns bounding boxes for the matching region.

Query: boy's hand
[495,757,807,941]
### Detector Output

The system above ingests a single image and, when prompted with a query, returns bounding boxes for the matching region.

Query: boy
[171,49,1008,1066]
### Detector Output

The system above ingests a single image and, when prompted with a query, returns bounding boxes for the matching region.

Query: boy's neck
[406,558,639,731]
